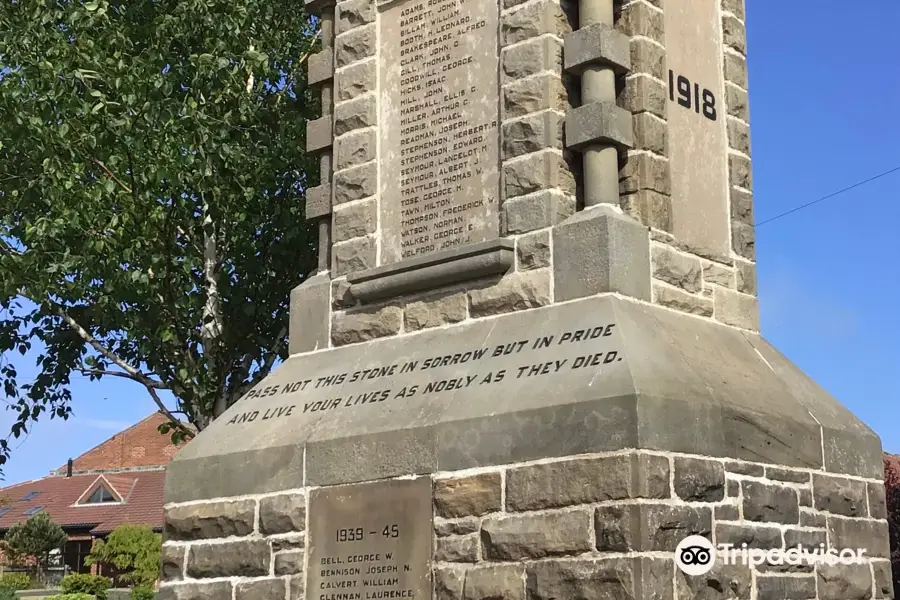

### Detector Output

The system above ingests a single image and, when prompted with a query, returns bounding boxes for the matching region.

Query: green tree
[0,0,321,464]
[3,512,67,581]
[85,525,161,586]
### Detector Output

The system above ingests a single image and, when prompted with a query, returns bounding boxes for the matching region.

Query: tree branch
[229,325,287,404]
[75,368,169,389]
[91,158,132,195]
[146,387,195,440]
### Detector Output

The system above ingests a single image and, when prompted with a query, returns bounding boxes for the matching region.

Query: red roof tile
[0,470,166,535]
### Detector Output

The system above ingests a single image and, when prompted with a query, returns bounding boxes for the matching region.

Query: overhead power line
[755,165,900,227]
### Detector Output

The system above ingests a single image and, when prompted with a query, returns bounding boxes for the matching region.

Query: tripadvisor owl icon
[675,535,715,575]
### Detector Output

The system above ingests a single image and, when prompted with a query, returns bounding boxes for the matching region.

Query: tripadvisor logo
[675,536,868,576]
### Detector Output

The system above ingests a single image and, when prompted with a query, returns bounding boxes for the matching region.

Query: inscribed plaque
[664,0,730,256]
[379,0,500,263]
[307,478,433,600]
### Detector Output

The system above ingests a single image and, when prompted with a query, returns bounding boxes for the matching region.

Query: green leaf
[84,1,99,10]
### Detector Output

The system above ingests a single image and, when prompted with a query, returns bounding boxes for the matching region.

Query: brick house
[0,413,190,576]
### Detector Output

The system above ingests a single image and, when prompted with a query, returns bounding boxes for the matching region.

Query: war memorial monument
[159,0,895,598]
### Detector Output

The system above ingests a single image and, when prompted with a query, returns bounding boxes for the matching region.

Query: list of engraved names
[379,0,500,262]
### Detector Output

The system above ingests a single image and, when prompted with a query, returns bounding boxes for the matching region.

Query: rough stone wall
[159,451,893,600]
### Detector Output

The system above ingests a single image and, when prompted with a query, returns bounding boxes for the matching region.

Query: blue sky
[2,0,899,483]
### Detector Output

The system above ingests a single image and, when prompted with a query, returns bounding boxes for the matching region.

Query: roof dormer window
[85,486,118,504]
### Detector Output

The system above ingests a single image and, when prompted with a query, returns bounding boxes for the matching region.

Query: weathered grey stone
[714,288,759,330]
[725,460,763,476]
[307,51,333,87]
[620,75,666,120]
[270,535,305,552]
[516,231,550,271]
[501,36,563,83]
[873,560,894,598]
[766,466,810,484]
[828,517,890,558]
[336,60,376,101]
[731,219,755,260]
[333,198,376,242]
[735,261,756,295]
[434,566,465,600]
[289,274,331,354]
[620,152,670,195]
[724,52,748,89]
[306,116,332,153]
[565,101,633,150]
[164,500,255,540]
[721,0,745,20]
[563,22,630,74]
[728,155,752,192]
[503,150,574,199]
[274,551,304,575]
[813,473,867,517]
[404,291,467,331]
[468,270,551,318]
[632,112,667,155]
[799,510,826,528]
[730,187,753,224]
[502,190,574,234]
[817,564,872,600]
[503,75,567,120]
[435,534,478,563]
[722,14,746,54]
[331,236,377,277]
[594,504,711,551]
[288,575,303,600]
[755,560,814,575]
[331,303,402,345]
[630,37,665,80]
[335,24,375,67]
[715,523,782,549]
[755,575,816,600]
[674,456,725,501]
[620,189,671,231]
[703,261,734,289]
[434,472,502,518]
[651,245,702,293]
[236,579,285,600]
[161,545,185,581]
[528,558,672,600]
[501,0,571,46]
[795,487,811,507]
[336,0,374,33]
[508,454,669,511]
[502,110,564,159]
[333,162,376,204]
[331,278,356,309]
[617,1,663,43]
[783,527,826,549]
[725,84,749,121]
[742,480,799,524]
[333,94,376,135]
[715,503,740,521]
[435,517,480,538]
[305,184,331,219]
[481,511,592,560]
[868,481,888,519]
[676,563,751,600]
[158,583,232,600]
[653,285,713,317]
[335,129,376,170]
[553,206,651,302]
[726,479,740,497]
[187,540,270,578]
[727,118,751,155]
[464,565,525,600]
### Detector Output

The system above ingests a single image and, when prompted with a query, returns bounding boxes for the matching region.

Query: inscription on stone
[664,0,729,257]
[307,478,432,600]
[379,0,500,263]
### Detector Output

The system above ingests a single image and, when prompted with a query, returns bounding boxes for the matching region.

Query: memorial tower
[159,0,894,598]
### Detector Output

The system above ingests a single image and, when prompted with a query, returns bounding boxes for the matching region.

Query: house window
[23,506,43,516]
[85,486,117,504]
[0,508,9,517]
[19,491,39,501]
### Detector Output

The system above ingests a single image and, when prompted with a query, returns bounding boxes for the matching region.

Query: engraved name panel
[307,478,433,600]
[379,0,500,263]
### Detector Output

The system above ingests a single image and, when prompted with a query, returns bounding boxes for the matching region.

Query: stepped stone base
[161,295,890,600]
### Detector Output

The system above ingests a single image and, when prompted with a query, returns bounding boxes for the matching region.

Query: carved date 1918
[668,69,716,121]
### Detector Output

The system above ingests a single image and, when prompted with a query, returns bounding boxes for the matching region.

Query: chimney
[66,459,73,478]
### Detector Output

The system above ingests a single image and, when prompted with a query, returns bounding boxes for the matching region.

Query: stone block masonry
[159,451,893,600]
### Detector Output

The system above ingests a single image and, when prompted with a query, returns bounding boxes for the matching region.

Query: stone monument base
[161,296,892,600]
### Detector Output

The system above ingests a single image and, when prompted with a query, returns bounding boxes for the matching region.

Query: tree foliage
[85,525,161,586]
[0,0,321,465]
[2,512,67,577]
